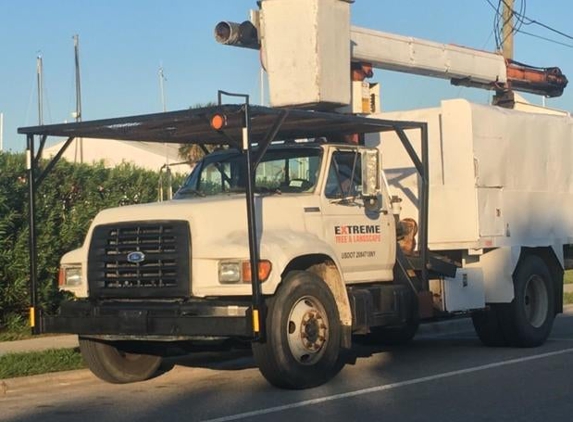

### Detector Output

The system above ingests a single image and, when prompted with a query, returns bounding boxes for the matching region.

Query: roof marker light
[210,114,227,131]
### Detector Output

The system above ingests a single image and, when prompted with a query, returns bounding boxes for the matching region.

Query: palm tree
[178,102,219,164]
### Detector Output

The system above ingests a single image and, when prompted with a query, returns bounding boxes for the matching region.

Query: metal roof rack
[18,104,423,145]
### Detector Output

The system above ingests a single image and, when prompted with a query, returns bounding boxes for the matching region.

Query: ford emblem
[127,251,146,264]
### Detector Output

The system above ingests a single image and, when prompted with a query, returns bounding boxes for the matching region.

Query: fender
[467,245,564,303]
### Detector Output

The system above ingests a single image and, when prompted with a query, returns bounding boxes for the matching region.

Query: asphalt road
[3,309,573,422]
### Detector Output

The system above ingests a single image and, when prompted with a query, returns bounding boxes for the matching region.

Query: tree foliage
[177,102,221,164]
[0,152,185,330]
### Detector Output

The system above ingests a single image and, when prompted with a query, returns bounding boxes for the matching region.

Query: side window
[199,162,235,194]
[325,151,362,199]
[257,155,320,193]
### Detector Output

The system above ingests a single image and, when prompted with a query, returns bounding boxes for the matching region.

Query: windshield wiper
[330,196,361,207]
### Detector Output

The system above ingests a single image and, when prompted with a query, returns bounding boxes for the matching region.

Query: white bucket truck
[20,0,572,389]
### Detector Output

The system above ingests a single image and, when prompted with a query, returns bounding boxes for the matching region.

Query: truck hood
[88,194,322,259]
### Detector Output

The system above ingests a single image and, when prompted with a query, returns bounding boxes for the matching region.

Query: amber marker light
[58,267,65,286]
[210,113,227,131]
[242,260,272,283]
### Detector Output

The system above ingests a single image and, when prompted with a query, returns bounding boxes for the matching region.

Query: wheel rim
[286,295,329,365]
[523,274,549,328]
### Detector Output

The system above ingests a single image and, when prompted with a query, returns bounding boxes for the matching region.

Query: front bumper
[41,299,254,338]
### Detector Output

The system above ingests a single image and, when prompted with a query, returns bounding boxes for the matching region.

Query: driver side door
[321,148,395,283]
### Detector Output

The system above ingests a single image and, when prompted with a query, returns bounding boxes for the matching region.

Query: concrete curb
[0,335,78,356]
[1,369,92,396]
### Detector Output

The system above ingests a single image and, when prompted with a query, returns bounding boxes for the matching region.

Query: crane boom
[215,5,567,102]
[349,26,507,87]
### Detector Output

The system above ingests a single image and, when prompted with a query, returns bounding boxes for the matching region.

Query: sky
[1,0,572,152]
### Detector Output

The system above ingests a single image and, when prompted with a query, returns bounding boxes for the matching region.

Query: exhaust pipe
[214,21,260,50]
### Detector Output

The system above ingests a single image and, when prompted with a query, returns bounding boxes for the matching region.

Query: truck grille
[88,221,190,298]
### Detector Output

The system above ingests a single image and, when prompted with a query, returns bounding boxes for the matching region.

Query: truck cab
[61,141,397,299]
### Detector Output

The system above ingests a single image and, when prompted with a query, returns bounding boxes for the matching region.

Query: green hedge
[0,152,185,330]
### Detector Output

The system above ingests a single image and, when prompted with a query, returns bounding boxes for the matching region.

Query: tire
[472,304,509,347]
[506,255,556,346]
[252,271,344,389]
[79,337,162,384]
[367,320,419,346]
[473,255,555,348]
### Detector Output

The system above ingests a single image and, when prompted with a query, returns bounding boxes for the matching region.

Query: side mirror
[361,149,380,199]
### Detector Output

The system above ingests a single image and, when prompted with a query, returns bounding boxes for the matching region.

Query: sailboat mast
[159,66,167,112]
[37,55,44,125]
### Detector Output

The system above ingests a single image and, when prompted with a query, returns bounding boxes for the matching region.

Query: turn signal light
[242,260,272,283]
[58,267,65,286]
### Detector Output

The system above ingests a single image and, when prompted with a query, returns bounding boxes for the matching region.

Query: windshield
[174,147,322,198]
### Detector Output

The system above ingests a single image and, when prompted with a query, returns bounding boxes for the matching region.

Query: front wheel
[79,337,162,384]
[252,271,344,389]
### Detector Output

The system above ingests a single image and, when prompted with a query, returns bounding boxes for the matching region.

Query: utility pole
[73,34,83,163]
[37,55,44,125]
[501,0,514,60]
[494,0,515,108]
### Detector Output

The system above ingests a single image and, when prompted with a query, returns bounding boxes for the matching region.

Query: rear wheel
[472,304,508,346]
[252,271,344,389]
[472,255,555,348]
[79,337,162,384]
[507,255,555,346]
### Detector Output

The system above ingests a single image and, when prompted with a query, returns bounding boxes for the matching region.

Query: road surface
[2,309,573,422]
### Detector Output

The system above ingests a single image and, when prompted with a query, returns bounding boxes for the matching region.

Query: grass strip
[565,270,573,285]
[0,348,85,380]
[0,330,31,342]
[564,292,573,305]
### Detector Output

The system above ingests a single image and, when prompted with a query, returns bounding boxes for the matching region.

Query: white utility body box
[369,99,573,306]
[371,99,573,251]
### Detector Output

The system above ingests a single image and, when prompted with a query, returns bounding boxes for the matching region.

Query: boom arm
[215,14,567,99]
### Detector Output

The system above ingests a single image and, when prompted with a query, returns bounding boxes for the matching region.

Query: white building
[43,138,191,175]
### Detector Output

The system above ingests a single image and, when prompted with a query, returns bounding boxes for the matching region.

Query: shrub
[0,152,185,330]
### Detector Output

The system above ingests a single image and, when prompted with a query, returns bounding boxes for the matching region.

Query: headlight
[219,261,242,283]
[58,265,83,287]
[218,260,272,284]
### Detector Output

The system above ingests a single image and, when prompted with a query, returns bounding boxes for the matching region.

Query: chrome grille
[88,221,190,298]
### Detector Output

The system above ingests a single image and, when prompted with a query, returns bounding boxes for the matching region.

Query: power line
[518,29,573,49]
[493,0,573,45]
[521,18,573,41]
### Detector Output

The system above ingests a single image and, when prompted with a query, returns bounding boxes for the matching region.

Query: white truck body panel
[370,99,573,250]
[370,99,573,303]
[430,268,485,313]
